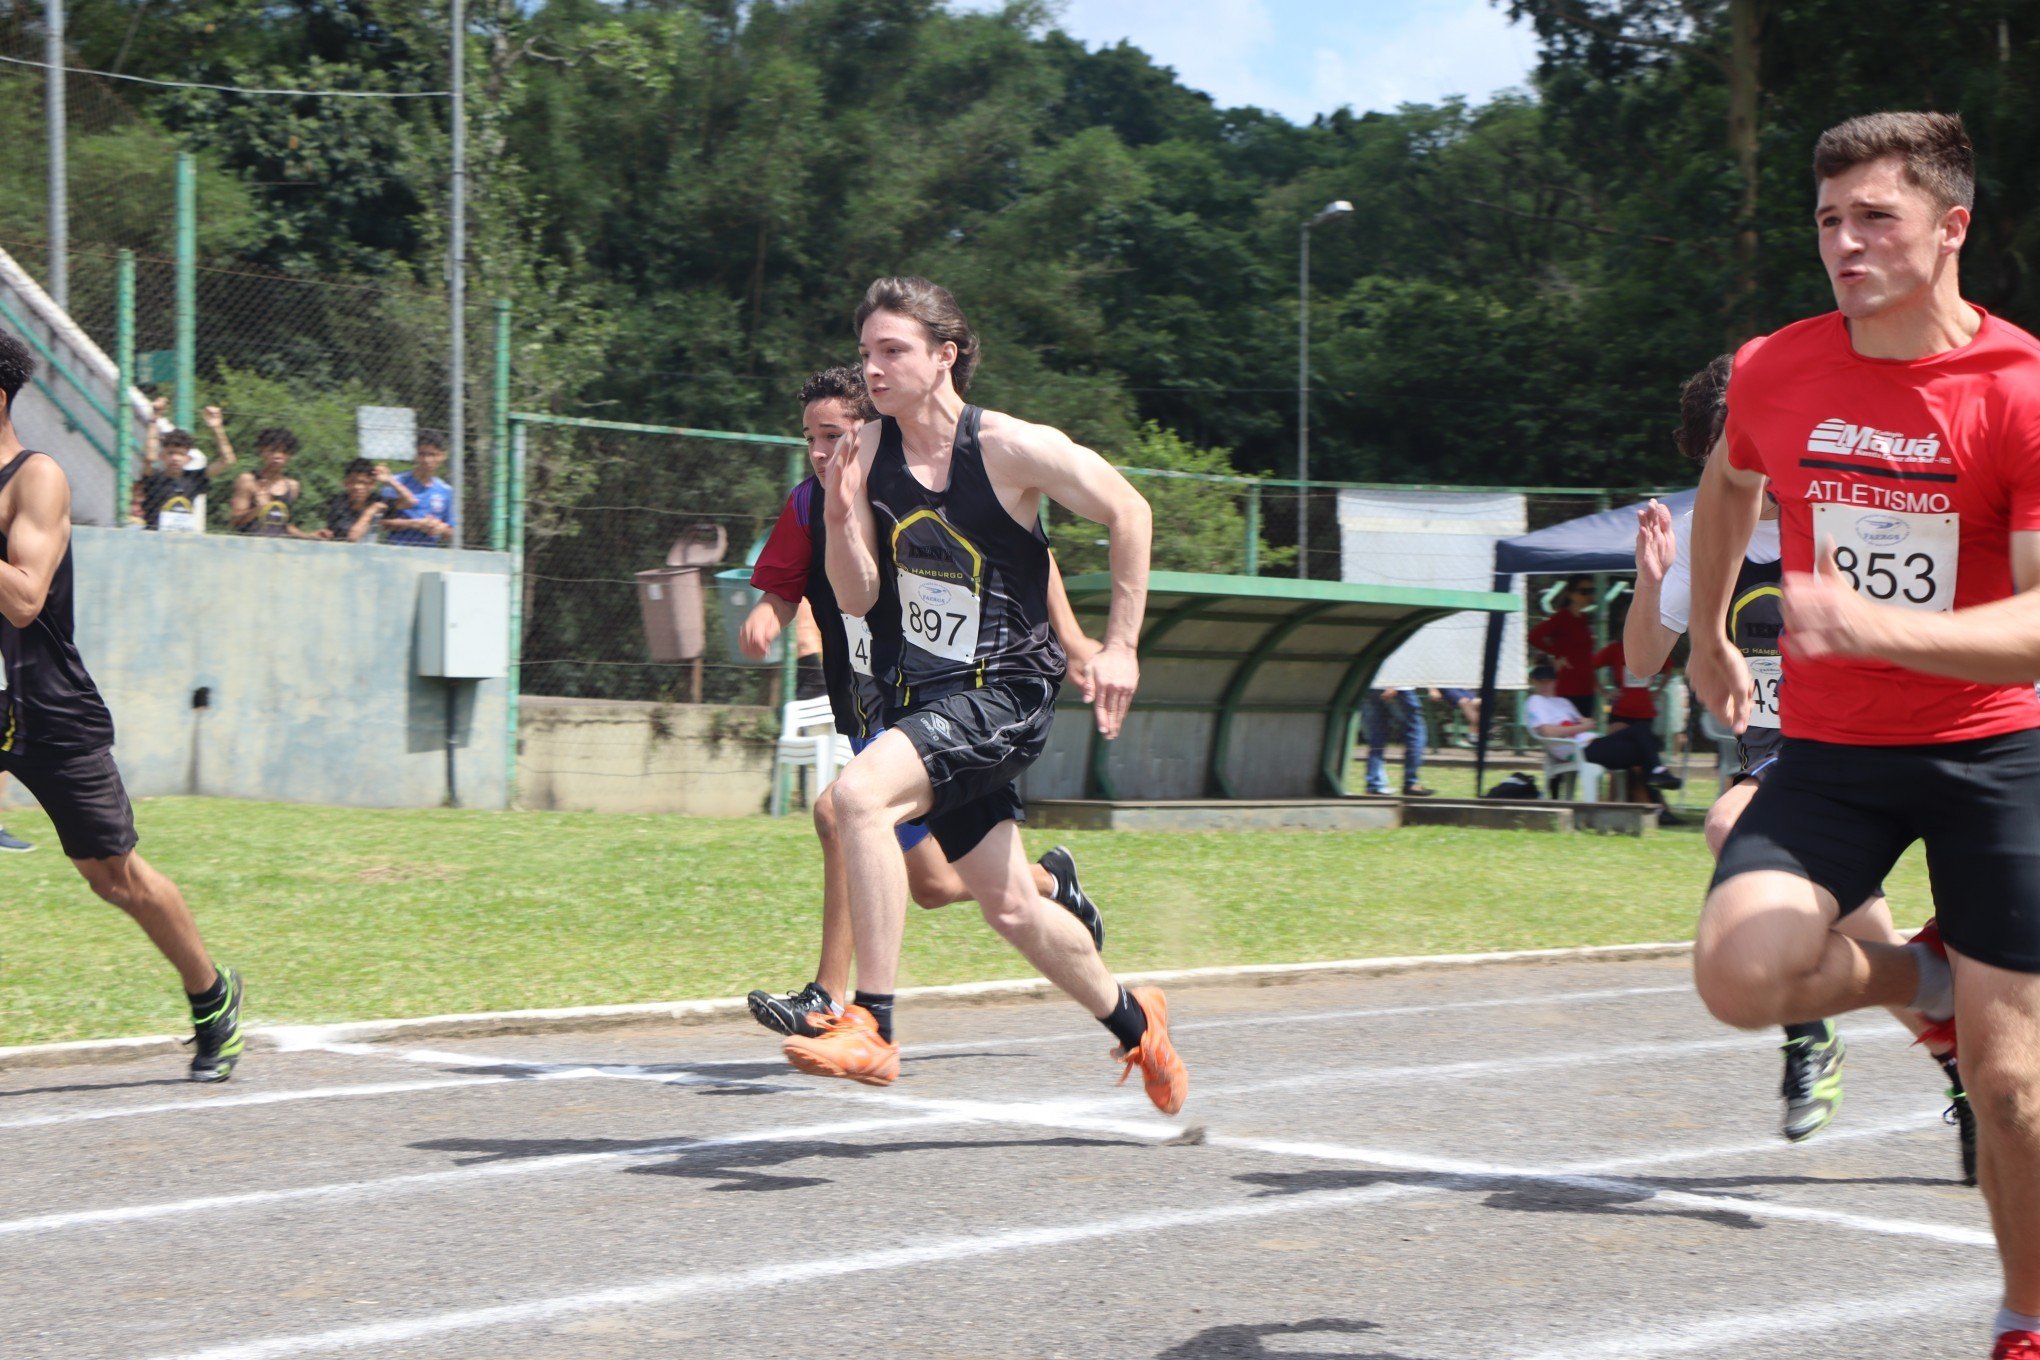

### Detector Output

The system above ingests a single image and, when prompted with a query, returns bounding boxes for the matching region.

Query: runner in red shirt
[1685,112,2040,1359]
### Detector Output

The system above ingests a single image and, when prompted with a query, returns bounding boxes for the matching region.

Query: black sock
[854,991,895,1043]
[1782,1020,1829,1044]
[187,971,227,1016]
[1939,1052,1964,1091]
[1099,986,1148,1051]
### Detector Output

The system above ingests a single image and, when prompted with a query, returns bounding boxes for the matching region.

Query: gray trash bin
[636,525,727,698]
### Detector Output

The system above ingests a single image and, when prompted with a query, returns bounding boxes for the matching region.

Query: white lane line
[0,1112,957,1239]
[0,1073,590,1131]
[1518,1280,2000,1359]
[137,1108,1989,1360]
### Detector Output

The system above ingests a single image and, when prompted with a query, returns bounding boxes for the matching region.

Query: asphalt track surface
[2,955,1998,1360]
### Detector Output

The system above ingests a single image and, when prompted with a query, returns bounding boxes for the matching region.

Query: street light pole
[1296,199,1351,579]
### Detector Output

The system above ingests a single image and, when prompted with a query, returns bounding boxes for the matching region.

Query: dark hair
[161,428,196,452]
[254,427,300,456]
[1675,354,1734,463]
[1529,664,1558,682]
[798,365,877,420]
[853,276,980,395]
[1565,576,1595,595]
[1814,111,1974,213]
[416,435,447,455]
[0,330,35,411]
[343,458,377,478]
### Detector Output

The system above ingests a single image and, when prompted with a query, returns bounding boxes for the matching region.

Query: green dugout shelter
[1032,572,1520,801]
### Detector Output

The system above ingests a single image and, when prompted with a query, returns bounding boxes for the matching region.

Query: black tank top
[240,478,298,536]
[0,451,115,755]
[867,407,1065,708]
[797,477,884,739]
[1729,554,1784,729]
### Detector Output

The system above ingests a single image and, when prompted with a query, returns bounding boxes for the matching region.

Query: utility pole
[448,0,468,545]
[45,0,67,310]
[1296,200,1352,579]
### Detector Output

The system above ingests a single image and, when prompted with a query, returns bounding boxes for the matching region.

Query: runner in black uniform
[784,277,1185,1114]
[1629,357,1969,1171]
[0,334,245,1081]
[739,367,1105,1037]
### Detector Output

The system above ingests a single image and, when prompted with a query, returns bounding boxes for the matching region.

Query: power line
[0,51,449,98]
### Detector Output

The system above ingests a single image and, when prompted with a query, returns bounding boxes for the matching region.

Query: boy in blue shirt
[384,436,455,547]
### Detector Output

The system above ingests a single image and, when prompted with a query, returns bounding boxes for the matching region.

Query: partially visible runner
[739,365,1107,1037]
[1628,355,1968,1166]
[787,276,1185,1114]
[1684,113,2040,1357]
[0,333,246,1080]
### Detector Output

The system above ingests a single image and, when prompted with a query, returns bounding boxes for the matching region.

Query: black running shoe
[1780,1021,1844,1141]
[1942,1055,1977,1186]
[1038,845,1105,951]
[186,966,245,1084]
[1646,766,1684,790]
[747,981,837,1038]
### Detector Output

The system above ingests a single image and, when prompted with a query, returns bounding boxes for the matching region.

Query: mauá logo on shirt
[1806,417,1944,464]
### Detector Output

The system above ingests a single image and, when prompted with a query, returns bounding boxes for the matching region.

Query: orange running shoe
[1113,986,1187,1115]
[782,1004,899,1086]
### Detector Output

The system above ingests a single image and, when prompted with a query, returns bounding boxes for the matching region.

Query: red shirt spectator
[1594,639,1664,723]
[1528,579,1596,700]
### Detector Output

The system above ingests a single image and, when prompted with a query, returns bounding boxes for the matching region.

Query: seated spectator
[317,459,415,543]
[384,435,456,547]
[1526,662,1679,793]
[1525,664,1595,746]
[1593,633,1685,810]
[1363,686,1433,797]
[229,427,311,537]
[1437,686,1482,746]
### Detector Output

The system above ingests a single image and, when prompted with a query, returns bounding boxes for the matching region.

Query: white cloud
[1312,0,1540,118]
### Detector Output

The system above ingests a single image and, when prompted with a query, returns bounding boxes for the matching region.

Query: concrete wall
[515,696,775,815]
[65,528,512,809]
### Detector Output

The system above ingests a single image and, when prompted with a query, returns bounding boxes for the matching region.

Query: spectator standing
[1528,576,1599,718]
[317,459,414,543]
[132,406,235,532]
[1363,687,1433,796]
[383,436,456,547]
[228,428,309,538]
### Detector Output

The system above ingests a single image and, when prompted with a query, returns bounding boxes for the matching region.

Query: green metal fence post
[1244,482,1261,576]
[173,152,196,429]
[114,250,135,508]
[491,299,510,552]
[1592,491,1613,645]
[507,418,527,806]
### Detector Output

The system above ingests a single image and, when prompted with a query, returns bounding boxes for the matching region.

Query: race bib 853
[1810,504,1958,613]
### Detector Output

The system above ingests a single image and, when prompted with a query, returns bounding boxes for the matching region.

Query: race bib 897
[1810,504,1958,613]
[896,567,982,665]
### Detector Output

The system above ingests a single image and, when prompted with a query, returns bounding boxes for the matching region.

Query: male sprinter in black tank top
[787,276,1186,1115]
[0,333,245,1080]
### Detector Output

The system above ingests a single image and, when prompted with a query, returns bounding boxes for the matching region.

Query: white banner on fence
[1338,489,1526,691]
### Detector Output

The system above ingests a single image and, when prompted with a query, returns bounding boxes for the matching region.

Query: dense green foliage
[11,0,2040,512]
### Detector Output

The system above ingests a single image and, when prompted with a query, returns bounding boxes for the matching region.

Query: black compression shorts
[889,676,1056,862]
[1712,729,2040,972]
[0,746,139,860]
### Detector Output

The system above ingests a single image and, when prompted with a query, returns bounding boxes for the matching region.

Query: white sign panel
[357,405,417,463]
[1338,489,1527,690]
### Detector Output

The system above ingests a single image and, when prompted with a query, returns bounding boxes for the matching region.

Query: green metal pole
[491,298,510,552]
[173,152,196,430]
[114,249,134,512]
[506,419,527,806]
[773,444,804,815]
[1592,491,1613,649]
[1244,483,1261,576]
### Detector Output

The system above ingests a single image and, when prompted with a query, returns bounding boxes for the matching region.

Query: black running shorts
[1713,729,2040,972]
[889,675,1056,861]
[1733,727,1785,784]
[0,746,139,861]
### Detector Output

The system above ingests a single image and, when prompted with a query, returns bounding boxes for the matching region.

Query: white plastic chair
[1541,736,1603,803]
[1698,709,1742,794]
[771,695,851,816]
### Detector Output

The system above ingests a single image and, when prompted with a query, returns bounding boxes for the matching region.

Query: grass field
[0,795,1937,1048]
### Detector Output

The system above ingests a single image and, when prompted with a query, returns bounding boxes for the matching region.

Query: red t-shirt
[1527,609,1594,697]
[749,480,816,604]
[1594,640,1662,722]
[1725,307,2040,745]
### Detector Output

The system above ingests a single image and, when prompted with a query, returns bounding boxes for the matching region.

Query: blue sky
[952,0,1542,124]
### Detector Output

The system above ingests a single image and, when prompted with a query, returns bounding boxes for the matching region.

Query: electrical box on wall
[418,572,510,678]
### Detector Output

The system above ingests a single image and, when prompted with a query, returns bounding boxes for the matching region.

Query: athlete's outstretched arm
[1688,440,1765,729]
[740,593,798,660]
[986,419,1150,738]
[0,457,72,629]
[821,424,882,617]
[1783,531,2040,683]
[1624,499,1683,674]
